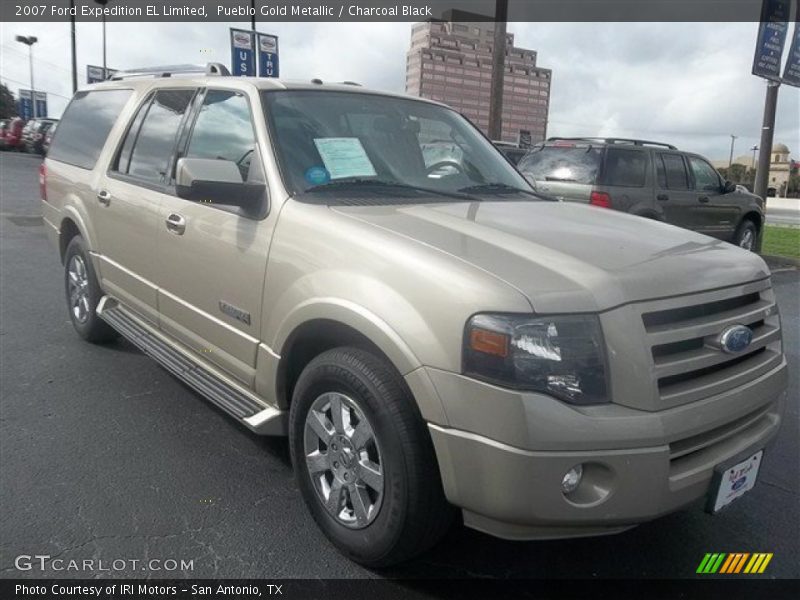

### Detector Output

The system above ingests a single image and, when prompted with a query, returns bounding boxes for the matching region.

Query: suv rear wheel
[733,220,758,251]
[289,347,453,567]
[64,236,118,343]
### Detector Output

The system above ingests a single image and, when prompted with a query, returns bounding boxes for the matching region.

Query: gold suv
[42,64,788,566]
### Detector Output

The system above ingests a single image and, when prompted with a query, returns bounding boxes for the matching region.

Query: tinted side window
[48,89,132,169]
[658,153,689,190]
[689,156,721,192]
[602,148,648,187]
[184,90,257,181]
[125,90,194,184]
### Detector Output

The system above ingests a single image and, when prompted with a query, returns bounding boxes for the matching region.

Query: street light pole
[15,35,38,119]
[750,145,758,170]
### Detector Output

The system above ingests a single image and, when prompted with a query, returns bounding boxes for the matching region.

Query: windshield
[262,90,533,199]
[517,145,602,184]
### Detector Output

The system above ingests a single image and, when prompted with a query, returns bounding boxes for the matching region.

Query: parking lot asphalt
[1,150,798,580]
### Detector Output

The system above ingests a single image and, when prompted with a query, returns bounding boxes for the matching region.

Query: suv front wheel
[289,347,453,567]
[732,220,758,251]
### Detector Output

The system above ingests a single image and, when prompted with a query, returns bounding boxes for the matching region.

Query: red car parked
[2,117,26,151]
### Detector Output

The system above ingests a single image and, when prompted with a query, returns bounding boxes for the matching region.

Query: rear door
[154,87,271,387]
[95,88,197,324]
[687,154,740,238]
[654,152,698,229]
[517,143,601,202]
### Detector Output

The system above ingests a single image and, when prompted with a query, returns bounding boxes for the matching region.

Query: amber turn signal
[469,328,509,358]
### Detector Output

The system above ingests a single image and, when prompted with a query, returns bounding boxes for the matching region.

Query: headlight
[463,313,609,405]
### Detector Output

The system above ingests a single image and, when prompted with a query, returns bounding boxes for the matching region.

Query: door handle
[97,190,111,206]
[165,213,186,235]
[698,196,710,203]
[657,193,669,201]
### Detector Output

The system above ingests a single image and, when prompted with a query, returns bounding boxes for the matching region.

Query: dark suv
[517,138,765,250]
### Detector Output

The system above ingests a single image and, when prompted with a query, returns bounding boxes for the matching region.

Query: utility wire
[0,74,72,100]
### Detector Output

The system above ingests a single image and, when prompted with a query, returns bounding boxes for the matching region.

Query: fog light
[561,464,583,494]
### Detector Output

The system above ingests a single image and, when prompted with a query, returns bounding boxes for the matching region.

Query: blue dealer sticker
[304,166,330,186]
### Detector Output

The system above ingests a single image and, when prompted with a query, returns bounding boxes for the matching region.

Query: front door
[687,155,740,238]
[154,88,271,387]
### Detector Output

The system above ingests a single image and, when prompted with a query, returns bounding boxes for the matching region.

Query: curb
[762,254,800,270]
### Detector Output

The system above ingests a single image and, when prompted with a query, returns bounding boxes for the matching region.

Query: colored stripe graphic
[699,553,773,574]
[719,554,736,573]
[733,553,750,573]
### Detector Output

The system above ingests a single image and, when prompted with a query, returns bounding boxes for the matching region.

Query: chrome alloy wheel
[304,392,384,529]
[67,255,91,324]
[739,228,755,250]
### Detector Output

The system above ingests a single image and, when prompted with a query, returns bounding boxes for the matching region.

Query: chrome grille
[641,279,782,407]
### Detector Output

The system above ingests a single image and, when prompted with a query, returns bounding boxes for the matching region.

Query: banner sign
[782,21,800,87]
[86,64,117,83]
[230,28,256,76]
[258,33,280,77]
[18,89,33,120]
[752,0,790,81]
[34,91,48,117]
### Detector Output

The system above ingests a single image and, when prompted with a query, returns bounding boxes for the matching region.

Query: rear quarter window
[48,89,132,170]
[601,148,649,187]
[517,145,601,184]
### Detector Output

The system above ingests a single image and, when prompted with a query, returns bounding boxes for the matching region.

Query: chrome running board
[97,296,286,435]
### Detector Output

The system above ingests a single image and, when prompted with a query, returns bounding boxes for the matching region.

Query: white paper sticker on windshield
[313,137,377,180]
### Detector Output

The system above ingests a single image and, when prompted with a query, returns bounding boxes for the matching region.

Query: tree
[0,83,18,119]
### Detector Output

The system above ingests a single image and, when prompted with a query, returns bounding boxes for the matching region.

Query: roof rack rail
[341,81,362,86]
[110,63,230,81]
[546,136,677,150]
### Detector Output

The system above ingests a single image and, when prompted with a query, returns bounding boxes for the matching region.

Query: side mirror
[723,180,737,194]
[175,157,265,214]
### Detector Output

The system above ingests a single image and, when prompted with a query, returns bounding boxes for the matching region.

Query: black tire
[732,220,758,251]
[63,236,118,343]
[289,347,454,567]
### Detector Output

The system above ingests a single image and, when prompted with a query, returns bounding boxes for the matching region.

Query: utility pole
[15,35,38,118]
[70,0,77,93]
[753,80,780,253]
[750,144,758,170]
[95,0,110,74]
[488,0,508,141]
[728,134,738,168]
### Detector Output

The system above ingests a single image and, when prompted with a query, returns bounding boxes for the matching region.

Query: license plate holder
[706,449,763,514]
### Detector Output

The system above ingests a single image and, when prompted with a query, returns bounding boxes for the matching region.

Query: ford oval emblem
[732,476,747,491]
[719,324,753,354]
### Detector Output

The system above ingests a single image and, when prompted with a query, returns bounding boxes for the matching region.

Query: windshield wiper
[306,179,475,201]
[458,182,542,198]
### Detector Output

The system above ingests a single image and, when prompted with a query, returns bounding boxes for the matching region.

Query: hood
[331,200,770,313]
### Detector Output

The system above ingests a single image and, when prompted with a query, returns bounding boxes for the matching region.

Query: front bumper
[411,359,787,540]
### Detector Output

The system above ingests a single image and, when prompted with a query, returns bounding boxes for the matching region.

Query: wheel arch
[58,206,96,265]
[271,301,423,411]
[739,210,763,232]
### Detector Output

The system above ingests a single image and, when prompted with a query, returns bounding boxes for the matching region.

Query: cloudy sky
[1,20,798,161]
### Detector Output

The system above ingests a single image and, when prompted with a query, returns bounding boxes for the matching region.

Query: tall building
[405,19,552,144]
